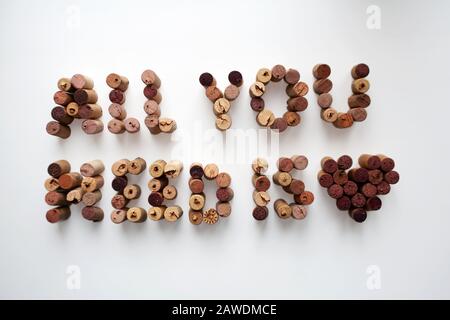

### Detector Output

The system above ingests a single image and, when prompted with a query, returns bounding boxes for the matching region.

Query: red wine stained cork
[204,163,219,180]
[48,160,71,178]
[46,121,71,139]
[384,171,400,184]
[58,172,82,190]
[352,79,370,94]
[365,196,382,211]
[144,115,161,134]
[111,209,127,224]
[66,187,85,204]
[270,117,288,132]
[290,204,307,220]
[321,108,338,123]
[53,91,73,106]
[252,206,268,220]
[224,84,240,101]
[216,187,234,202]
[250,97,265,111]
[277,157,294,172]
[377,155,395,172]
[287,96,308,112]
[256,109,275,127]
[215,114,232,131]
[141,70,161,88]
[228,70,243,87]
[213,98,231,115]
[216,201,232,217]
[46,207,71,223]
[164,206,183,222]
[327,184,343,199]
[317,93,333,109]
[111,159,130,177]
[349,108,367,122]
[143,85,162,103]
[317,170,334,188]
[149,160,166,178]
[74,89,98,105]
[343,181,358,196]
[189,163,204,179]
[106,73,129,91]
[337,155,353,170]
[348,168,369,183]
[128,157,146,175]
[123,184,141,200]
[351,63,370,79]
[143,100,161,116]
[80,160,104,177]
[274,199,292,219]
[333,112,354,129]
[286,82,308,97]
[126,207,147,223]
[361,183,377,198]
[66,102,80,118]
[284,68,300,85]
[45,191,68,206]
[51,106,74,125]
[148,192,164,207]
[249,82,265,98]
[148,206,167,221]
[189,193,205,211]
[81,175,104,192]
[321,157,338,174]
[294,191,314,205]
[216,172,231,188]
[71,74,94,89]
[336,196,351,211]
[253,191,270,207]
[285,179,305,195]
[368,169,383,185]
[162,185,177,200]
[189,178,204,193]
[82,120,103,134]
[291,155,308,170]
[272,171,292,187]
[271,64,286,82]
[351,193,367,208]
[349,208,367,223]
[78,104,102,119]
[252,158,268,174]
[377,181,391,195]
[333,170,348,185]
[256,68,272,84]
[199,72,215,87]
[108,119,126,134]
[159,118,177,133]
[206,86,223,102]
[358,154,381,170]
[252,175,270,192]
[82,190,102,206]
[109,89,125,104]
[348,94,371,108]
[44,177,60,192]
[82,206,104,222]
[164,160,183,178]
[148,176,168,192]
[313,79,332,94]
[112,176,128,193]
[57,78,73,92]
[203,208,220,224]
[189,209,203,225]
[313,64,331,79]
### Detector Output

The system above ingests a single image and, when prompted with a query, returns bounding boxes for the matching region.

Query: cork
[112,176,128,192]
[287,96,308,112]
[128,157,146,175]
[189,178,204,193]
[215,114,232,131]
[189,163,204,179]
[78,104,102,119]
[368,169,384,185]
[348,168,369,183]
[365,196,382,211]
[141,70,161,88]
[82,120,104,134]
[108,119,126,134]
[252,158,268,174]
[126,207,147,223]
[53,91,73,106]
[285,179,305,195]
[252,175,270,192]
[336,196,351,211]
[123,184,141,200]
[291,155,308,170]
[349,208,367,223]
[59,172,82,190]
[199,72,215,87]
[74,89,98,105]
[144,115,161,134]
[321,108,338,123]
[317,93,333,109]
[44,177,61,192]
[112,159,130,177]
[286,82,308,97]
[111,209,127,224]
[108,103,127,120]
[337,155,353,170]
[46,207,71,223]
[80,160,104,177]
[271,65,286,82]
[349,108,367,122]
[46,121,71,139]
[333,170,348,185]
[148,192,164,207]
[352,79,370,94]
[343,181,358,196]
[333,112,354,129]
[149,160,166,178]
[256,68,272,84]
[66,102,80,118]
[327,184,343,199]
[216,187,234,202]
[164,206,183,222]
[189,193,205,211]
[51,106,73,125]
[216,201,232,217]
[203,208,219,224]
[143,100,161,116]
[213,98,231,115]
[361,183,377,198]
[317,170,334,188]
[148,206,167,221]
[256,109,275,127]
[272,171,292,187]
[109,89,125,104]
[249,82,265,98]
[313,79,333,94]
[48,160,71,178]
[284,68,300,85]
[253,191,270,207]
[45,191,68,206]
[143,85,162,103]
[81,175,104,192]
[321,157,338,174]
[216,172,231,188]
[159,118,177,133]
[277,157,294,172]
[295,191,314,205]
[228,71,243,87]
[313,64,331,79]
[164,160,183,178]
[274,199,292,219]
[206,86,223,102]
[283,111,301,127]
[106,73,129,91]
[148,177,168,192]
[250,97,265,111]
[377,155,395,172]
[57,78,73,92]
[290,204,307,220]
[162,185,177,200]
[384,171,400,184]
[270,118,288,132]
[252,206,269,220]
[224,85,240,101]
[189,209,203,225]
[71,74,94,90]
[351,64,370,79]
[351,193,367,208]
[204,163,219,180]
[348,94,371,108]
[66,187,85,203]
[82,206,104,222]
[377,181,391,195]
[358,154,381,170]
[82,190,102,206]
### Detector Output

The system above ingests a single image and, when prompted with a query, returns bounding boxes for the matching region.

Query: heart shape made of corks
[318,154,399,223]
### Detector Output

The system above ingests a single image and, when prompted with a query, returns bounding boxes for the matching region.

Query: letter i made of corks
[45,160,105,223]
[318,154,399,223]
[251,158,270,220]
[47,75,103,138]
[313,63,371,128]
[199,71,243,131]
[106,73,140,134]
[188,163,233,225]
[142,70,177,134]
[147,160,183,222]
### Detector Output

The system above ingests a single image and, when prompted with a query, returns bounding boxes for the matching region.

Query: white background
[1,0,449,299]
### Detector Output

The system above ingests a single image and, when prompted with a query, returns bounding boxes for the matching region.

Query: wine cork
[337,155,353,170]
[159,118,177,133]
[313,79,332,94]
[249,82,265,98]
[283,112,301,127]
[361,183,377,198]
[252,158,268,174]
[327,184,343,199]
[291,155,308,170]
[74,89,98,105]
[348,94,371,108]
[128,157,146,175]
[351,193,367,208]
[71,74,94,89]
[256,109,275,127]
[82,120,104,134]
[286,82,308,97]
[333,112,354,129]
[313,64,331,79]
[352,79,370,94]
[48,160,71,178]
[148,177,169,192]
[162,185,177,200]
[377,181,391,195]
[79,160,104,178]
[112,176,128,192]
[349,208,367,223]
[51,106,74,125]
[377,155,395,172]
[123,184,141,200]
[284,68,300,85]
[148,192,164,207]
[204,163,219,180]
[149,160,166,178]
[46,121,71,139]
[78,104,102,119]
[321,157,338,174]
[213,98,231,115]
[216,201,232,217]
[108,103,127,120]
[189,209,203,225]
[82,190,102,206]
[215,114,232,131]
[287,96,308,112]
[203,208,219,224]
[205,86,223,103]
[66,102,80,118]
[143,85,162,103]
[336,196,351,211]
[164,206,183,222]
[143,100,161,116]
[45,191,68,206]
[348,168,369,183]
[277,157,294,172]
[57,78,73,92]
[164,160,183,178]
[81,175,104,192]
[321,108,338,123]
[189,163,204,179]
[291,204,307,220]
[253,191,270,206]
[199,72,215,87]
[148,206,167,221]
[317,170,334,188]
[59,172,82,190]
[349,108,367,122]
[189,193,205,211]
[106,73,129,91]
[250,97,265,111]
[53,91,73,106]
[126,207,147,223]
[46,207,71,223]
[189,178,204,193]
[44,177,60,192]
[358,154,381,170]
[252,206,269,220]
[144,115,161,134]
[216,172,231,188]
[384,171,400,184]
[141,70,161,88]
[343,181,358,196]
[66,187,85,203]
[112,159,130,177]
[252,175,270,192]
[272,171,292,187]
[270,118,288,132]
[317,93,333,109]
[295,191,314,205]
[108,119,126,134]
[216,187,234,202]
[368,169,384,185]
[365,196,382,211]
[228,71,243,87]
[285,179,305,195]
[333,170,348,185]
[224,85,240,101]
[271,64,286,82]
[274,199,292,219]
[256,68,272,84]
[351,64,370,79]
[111,209,127,224]
[82,206,104,222]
